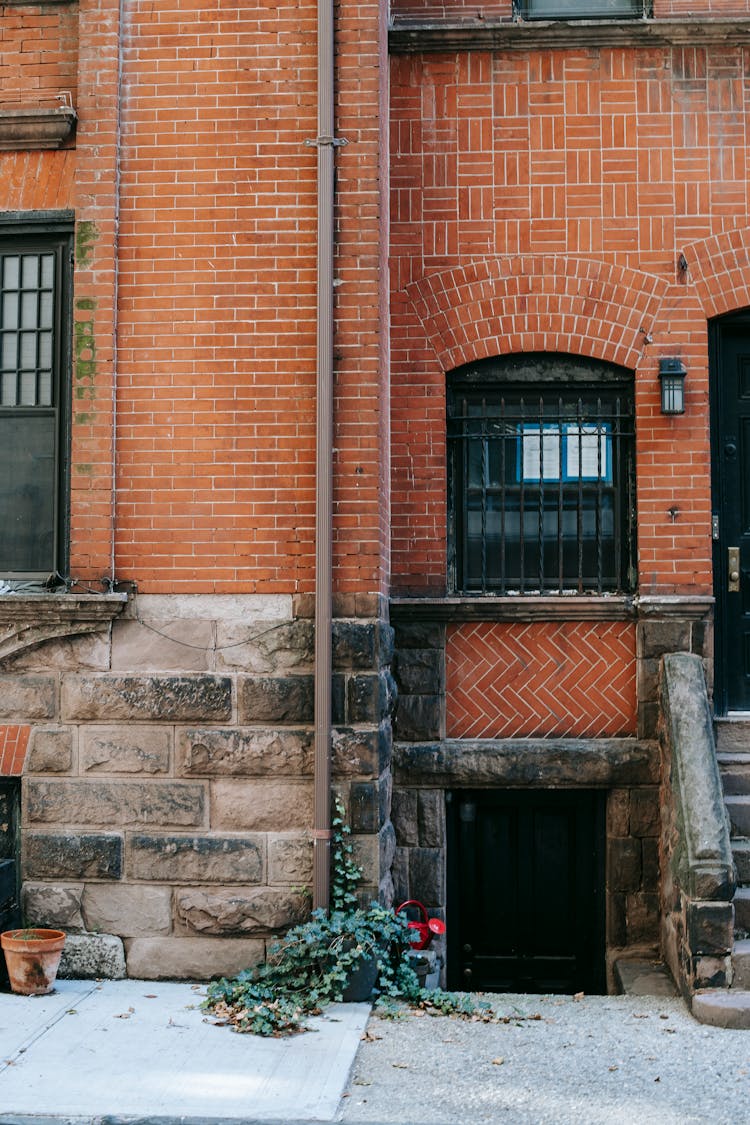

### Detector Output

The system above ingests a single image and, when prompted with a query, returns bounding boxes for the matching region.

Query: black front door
[0,781,20,988]
[447,789,605,995]
[711,312,750,713]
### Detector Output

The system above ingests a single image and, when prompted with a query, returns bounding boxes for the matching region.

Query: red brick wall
[389,43,750,597]
[0,0,78,110]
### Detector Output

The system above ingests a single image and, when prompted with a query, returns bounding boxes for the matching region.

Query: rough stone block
[418,791,445,848]
[81,727,171,775]
[331,674,346,724]
[211,780,313,831]
[638,620,691,659]
[24,832,123,880]
[692,956,731,991]
[380,820,397,875]
[177,727,313,777]
[238,676,314,724]
[641,838,660,892]
[26,727,74,774]
[59,933,126,980]
[391,788,418,847]
[638,702,659,741]
[408,846,445,907]
[394,622,445,650]
[688,901,734,956]
[394,649,444,696]
[6,633,108,673]
[26,780,206,827]
[626,892,660,945]
[111,619,211,672]
[176,888,308,935]
[608,892,627,948]
[630,788,660,837]
[392,847,409,904]
[0,676,56,720]
[125,937,265,980]
[607,790,630,837]
[607,838,642,894]
[61,675,232,722]
[216,618,314,673]
[636,657,660,705]
[268,835,313,885]
[332,725,389,778]
[394,695,442,741]
[129,834,265,884]
[347,672,395,724]
[350,780,380,834]
[82,884,172,937]
[333,621,380,671]
[22,883,83,930]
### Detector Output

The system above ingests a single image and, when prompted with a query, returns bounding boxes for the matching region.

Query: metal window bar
[514,1,650,19]
[448,386,635,596]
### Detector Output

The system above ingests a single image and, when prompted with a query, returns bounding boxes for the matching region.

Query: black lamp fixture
[658,358,687,415]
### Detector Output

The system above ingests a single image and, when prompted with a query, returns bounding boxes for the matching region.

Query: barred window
[448,355,636,596]
[0,225,71,579]
[515,1,649,18]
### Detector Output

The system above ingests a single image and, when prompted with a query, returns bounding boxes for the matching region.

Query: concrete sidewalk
[0,978,369,1123]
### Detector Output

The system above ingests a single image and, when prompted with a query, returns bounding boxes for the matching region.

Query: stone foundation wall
[3,593,394,979]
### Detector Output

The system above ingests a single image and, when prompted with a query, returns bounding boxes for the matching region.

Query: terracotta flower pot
[0,928,66,995]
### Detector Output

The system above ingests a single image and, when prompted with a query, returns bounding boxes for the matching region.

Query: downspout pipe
[312,0,338,912]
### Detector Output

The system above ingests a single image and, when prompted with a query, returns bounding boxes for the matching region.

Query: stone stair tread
[717,751,750,763]
[692,988,750,1028]
[614,958,677,997]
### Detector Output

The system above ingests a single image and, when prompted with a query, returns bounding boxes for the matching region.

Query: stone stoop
[709,721,750,1027]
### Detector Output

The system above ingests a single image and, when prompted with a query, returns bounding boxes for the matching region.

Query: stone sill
[0,593,127,661]
[390,594,713,623]
[389,17,750,53]
[0,107,77,151]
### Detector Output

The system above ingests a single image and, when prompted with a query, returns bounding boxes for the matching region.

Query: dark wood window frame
[0,212,73,583]
[448,354,637,597]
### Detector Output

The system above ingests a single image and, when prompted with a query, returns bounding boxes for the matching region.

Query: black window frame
[514,0,651,19]
[447,354,637,597]
[0,213,73,582]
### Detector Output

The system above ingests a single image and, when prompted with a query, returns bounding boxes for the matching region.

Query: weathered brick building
[1,0,750,1008]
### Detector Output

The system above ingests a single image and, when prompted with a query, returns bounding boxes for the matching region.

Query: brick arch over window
[684,228,750,320]
[403,256,668,373]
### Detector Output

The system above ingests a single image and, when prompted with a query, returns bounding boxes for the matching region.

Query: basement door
[0,780,20,988]
[447,790,605,994]
[711,311,750,714]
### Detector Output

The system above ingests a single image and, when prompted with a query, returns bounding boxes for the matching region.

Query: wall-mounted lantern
[658,358,687,415]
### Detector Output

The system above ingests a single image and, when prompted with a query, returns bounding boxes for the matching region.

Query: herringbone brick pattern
[0,725,30,777]
[446,621,637,738]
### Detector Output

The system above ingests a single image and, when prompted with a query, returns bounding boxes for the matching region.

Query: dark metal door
[0,781,20,987]
[447,790,605,994]
[711,313,750,714]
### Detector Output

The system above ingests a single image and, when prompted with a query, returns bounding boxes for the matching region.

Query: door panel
[447,789,605,995]
[711,314,750,713]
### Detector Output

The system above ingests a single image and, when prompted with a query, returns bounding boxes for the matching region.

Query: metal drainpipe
[312,0,337,912]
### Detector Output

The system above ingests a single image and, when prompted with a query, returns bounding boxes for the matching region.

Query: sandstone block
[27,727,73,773]
[6,633,109,673]
[268,835,313,885]
[26,780,206,827]
[59,933,126,980]
[61,675,232,722]
[394,648,444,695]
[237,675,314,724]
[81,726,171,774]
[607,838,642,894]
[394,622,445,650]
[608,789,630,837]
[391,788,418,846]
[177,727,313,777]
[630,787,660,837]
[176,888,308,935]
[24,832,123,879]
[408,846,445,907]
[625,892,660,944]
[350,780,380,834]
[22,882,83,930]
[418,790,445,848]
[0,676,56,720]
[82,884,173,937]
[688,901,734,956]
[333,621,393,671]
[211,780,313,831]
[111,619,212,672]
[347,673,394,724]
[394,696,442,741]
[216,619,314,673]
[332,725,389,778]
[125,937,265,980]
[128,834,264,884]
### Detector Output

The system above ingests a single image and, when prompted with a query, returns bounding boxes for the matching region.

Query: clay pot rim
[0,928,66,952]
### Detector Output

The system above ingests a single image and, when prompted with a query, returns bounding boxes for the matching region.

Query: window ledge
[390,594,714,623]
[0,593,127,661]
[0,107,77,151]
[389,17,750,54]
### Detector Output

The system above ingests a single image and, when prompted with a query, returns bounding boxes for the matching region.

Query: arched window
[447,354,636,596]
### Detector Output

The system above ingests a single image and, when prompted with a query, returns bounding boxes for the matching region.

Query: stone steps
[725,796,750,839]
[692,989,750,1029]
[717,751,750,794]
[715,719,750,753]
[735,887,750,932]
[731,839,750,885]
[732,939,750,990]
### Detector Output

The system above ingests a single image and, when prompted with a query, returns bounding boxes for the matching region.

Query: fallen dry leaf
[361,1030,382,1042]
[608,1066,618,1072]
[573,992,585,1001]
[492,1057,505,1066]
[392,1062,409,1069]
[113,1007,135,1019]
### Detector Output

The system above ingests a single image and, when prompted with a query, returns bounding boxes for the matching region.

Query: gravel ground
[339,993,750,1125]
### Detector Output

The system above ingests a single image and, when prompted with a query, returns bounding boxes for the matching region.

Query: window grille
[515,1,650,19]
[448,366,636,596]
